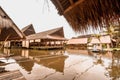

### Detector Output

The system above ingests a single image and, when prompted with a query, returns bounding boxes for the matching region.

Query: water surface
[0,48,120,80]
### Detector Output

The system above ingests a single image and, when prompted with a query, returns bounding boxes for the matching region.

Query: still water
[0,48,120,80]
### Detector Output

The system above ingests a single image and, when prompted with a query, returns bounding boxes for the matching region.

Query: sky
[0,0,99,39]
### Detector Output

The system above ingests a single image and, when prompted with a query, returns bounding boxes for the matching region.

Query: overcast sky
[0,0,99,38]
[0,0,80,38]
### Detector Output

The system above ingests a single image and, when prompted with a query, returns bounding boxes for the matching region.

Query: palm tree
[102,25,118,48]
[113,25,120,48]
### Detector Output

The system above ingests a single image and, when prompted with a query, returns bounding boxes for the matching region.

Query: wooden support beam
[56,0,64,11]
[64,0,84,14]
[69,0,74,4]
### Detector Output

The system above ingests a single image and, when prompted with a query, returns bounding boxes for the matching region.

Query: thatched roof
[0,7,25,41]
[90,35,111,44]
[67,38,88,44]
[26,27,66,40]
[51,0,120,32]
[21,24,36,36]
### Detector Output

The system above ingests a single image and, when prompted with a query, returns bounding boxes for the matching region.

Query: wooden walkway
[0,70,26,80]
[30,46,63,50]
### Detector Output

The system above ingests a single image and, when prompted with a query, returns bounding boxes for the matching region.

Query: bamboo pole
[0,34,11,50]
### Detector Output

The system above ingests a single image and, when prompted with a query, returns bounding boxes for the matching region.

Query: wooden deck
[0,70,26,80]
[30,46,64,50]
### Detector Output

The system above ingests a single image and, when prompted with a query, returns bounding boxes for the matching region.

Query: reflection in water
[18,60,34,74]
[37,56,67,72]
[105,51,120,80]
[1,48,67,73]
[93,53,104,66]
[0,48,120,80]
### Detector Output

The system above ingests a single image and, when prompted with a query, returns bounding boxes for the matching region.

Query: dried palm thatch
[51,0,120,32]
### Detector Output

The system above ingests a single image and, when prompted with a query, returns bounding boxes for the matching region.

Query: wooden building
[9,24,36,48]
[90,35,111,50]
[67,38,88,49]
[66,34,92,49]
[22,27,67,49]
[0,7,25,48]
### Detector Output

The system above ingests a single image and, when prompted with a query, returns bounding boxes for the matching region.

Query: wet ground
[0,48,120,80]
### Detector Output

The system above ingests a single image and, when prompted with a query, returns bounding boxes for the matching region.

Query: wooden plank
[64,0,84,14]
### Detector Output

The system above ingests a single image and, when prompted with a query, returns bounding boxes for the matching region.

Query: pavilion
[0,7,25,48]
[22,27,67,49]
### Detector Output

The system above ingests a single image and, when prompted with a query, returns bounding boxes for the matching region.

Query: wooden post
[54,41,56,46]
[100,44,102,50]
[69,0,74,4]
[61,41,62,46]
[107,44,110,50]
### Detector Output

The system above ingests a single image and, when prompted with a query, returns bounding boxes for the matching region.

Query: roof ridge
[26,27,64,40]
[21,24,33,32]
[34,27,63,35]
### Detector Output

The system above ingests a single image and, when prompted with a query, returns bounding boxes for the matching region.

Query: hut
[10,24,36,48]
[21,24,36,36]
[0,7,25,48]
[67,37,88,49]
[90,35,111,50]
[22,27,67,49]
[51,0,120,32]
[67,34,92,49]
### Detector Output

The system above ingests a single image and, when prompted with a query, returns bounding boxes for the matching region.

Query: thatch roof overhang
[0,7,25,41]
[26,27,67,41]
[51,0,120,32]
[21,24,36,36]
